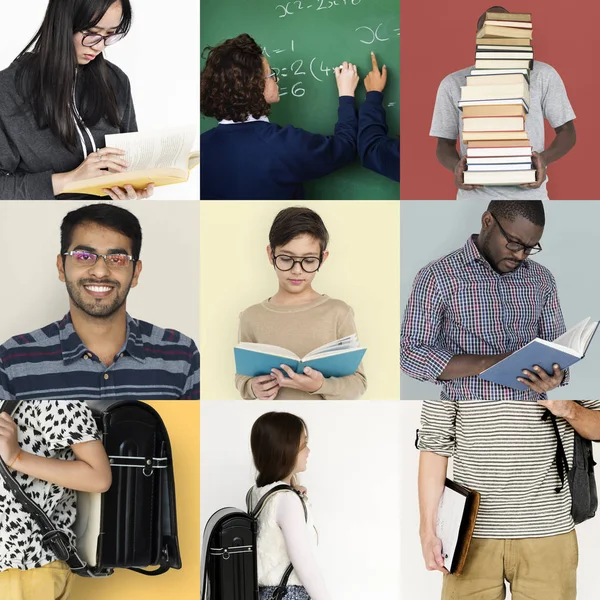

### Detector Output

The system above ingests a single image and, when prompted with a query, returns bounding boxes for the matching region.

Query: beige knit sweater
[235,295,367,400]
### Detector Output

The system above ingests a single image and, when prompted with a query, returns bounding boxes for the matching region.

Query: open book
[479,317,599,391]
[62,126,199,196]
[436,479,480,575]
[234,334,366,378]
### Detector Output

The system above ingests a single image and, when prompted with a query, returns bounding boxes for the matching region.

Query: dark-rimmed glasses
[490,213,542,255]
[273,253,322,273]
[64,251,134,269]
[81,31,126,47]
[265,68,279,83]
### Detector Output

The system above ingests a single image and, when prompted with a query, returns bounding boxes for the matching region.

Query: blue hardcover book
[479,317,598,391]
[234,334,366,378]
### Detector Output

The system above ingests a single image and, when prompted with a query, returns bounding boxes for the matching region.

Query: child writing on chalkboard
[234,206,367,400]
[201,34,359,200]
[358,52,400,182]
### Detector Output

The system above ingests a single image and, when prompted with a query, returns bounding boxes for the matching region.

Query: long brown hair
[251,412,307,488]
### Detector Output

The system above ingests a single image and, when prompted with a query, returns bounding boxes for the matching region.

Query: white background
[400,401,600,600]
[0,201,199,344]
[200,401,403,599]
[0,0,199,200]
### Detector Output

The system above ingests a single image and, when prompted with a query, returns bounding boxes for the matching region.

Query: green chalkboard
[200,0,400,200]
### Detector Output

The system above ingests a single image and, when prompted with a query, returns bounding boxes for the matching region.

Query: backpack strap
[542,409,570,493]
[250,484,308,600]
[0,400,21,417]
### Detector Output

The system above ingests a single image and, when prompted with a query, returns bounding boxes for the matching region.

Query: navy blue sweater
[200,96,357,199]
[358,91,400,182]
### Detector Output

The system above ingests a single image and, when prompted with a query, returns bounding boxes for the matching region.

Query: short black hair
[487,201,545,227]
[269,207,329,253]
[477,6,509,31]
[61,203,143,260]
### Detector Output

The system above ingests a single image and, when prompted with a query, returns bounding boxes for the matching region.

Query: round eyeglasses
[81,31,126,47]
[64,250,134,269]
[273,254,322,273]
[265,68,279,83]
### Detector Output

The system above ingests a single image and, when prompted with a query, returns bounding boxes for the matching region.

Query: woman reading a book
[0,0,154,200]
[248,411,332,600]
[200,33,359,200]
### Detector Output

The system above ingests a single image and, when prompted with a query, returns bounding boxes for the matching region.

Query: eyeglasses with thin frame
[64,250,135,269]
[490,213,542,255]
[265,68,279,83]
[80,31,126,47]
[273,253,322,273]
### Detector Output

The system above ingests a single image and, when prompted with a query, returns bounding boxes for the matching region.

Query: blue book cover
[479,318,598,391]
[234,345,366,379]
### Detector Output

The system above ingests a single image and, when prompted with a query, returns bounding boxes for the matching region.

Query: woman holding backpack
[249,411,331,600]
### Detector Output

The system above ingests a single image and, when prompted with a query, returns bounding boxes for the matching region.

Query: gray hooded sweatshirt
[0,57,137,200]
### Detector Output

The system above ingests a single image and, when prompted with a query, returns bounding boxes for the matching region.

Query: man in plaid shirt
[401,200,568,400]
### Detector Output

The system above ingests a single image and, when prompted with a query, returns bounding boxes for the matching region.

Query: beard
[65,275,132,319]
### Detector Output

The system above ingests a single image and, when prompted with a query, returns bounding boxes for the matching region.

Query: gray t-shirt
[430,61,576,200]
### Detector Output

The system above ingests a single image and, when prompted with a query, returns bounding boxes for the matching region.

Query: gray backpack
[544,410,598,524]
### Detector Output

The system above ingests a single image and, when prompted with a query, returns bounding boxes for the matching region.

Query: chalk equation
[276,0,361,19]
[356,23,401,44]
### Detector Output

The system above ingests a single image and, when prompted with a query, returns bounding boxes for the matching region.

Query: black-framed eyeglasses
[273,253,322,273]
[490,213,542,255]
[265,68,279,83]
[80,31,126,47]
[64,250,135,269]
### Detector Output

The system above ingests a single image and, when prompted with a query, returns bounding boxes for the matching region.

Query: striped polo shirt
[401,235,569,401]
[0,313,200,400]
[418,399,600,538]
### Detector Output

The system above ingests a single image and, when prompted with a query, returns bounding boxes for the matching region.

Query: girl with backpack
[248,411,331,600]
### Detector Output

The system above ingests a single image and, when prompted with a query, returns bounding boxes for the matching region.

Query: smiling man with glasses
[401,200,567,400]
[0,203,199,400]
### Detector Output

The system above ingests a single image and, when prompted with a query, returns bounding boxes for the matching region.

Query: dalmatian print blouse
[0,401,99,572]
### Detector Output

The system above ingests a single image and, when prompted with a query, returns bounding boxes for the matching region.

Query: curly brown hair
[201,33,271,122]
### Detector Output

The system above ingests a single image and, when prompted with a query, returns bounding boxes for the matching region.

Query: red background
[400,0,600,200]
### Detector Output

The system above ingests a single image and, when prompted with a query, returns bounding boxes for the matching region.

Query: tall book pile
[459,11,536,186]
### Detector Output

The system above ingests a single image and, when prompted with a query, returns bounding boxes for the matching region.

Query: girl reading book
[0,0,154,200]
[248,411,331,600]
[200,33,359,200]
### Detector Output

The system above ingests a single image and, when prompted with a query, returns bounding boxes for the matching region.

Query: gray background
[401,200,600,400]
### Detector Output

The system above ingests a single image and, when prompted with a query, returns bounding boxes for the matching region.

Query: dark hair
[251,412,307,488]
[61,203,142,260]
[201,33,270,122]
[487,200,545,227]
[269,207,329,254]
[477,5,509,31]
[15,0,133,150]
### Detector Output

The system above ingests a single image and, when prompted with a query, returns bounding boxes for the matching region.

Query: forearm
[540,122,576,166]
[437,352,510,381]
[0,170,56,200]
[436,139,460,172]
[312,367,367,400]
[418,451,448,537]
[564,403,600,441]
[11,449,111,493]
[235,373,256,400]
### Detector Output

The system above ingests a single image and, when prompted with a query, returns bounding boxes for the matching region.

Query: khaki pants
[0,561,72,600]
[442,531,578,600]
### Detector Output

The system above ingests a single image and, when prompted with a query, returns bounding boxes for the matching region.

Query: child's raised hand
[0,412,20,466]
[271,365,324,393]
[334,61,359,98]
[250,374,280,400]
[364,52,388,93]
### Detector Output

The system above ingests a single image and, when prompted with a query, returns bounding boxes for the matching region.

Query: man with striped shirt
[418,399,600,599]
[0,204,199,400]
[401,200,568,401]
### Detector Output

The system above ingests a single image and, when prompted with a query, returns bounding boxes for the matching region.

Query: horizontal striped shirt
[417,399,600,538]
[0,313,199,400]
[401,235,569,401]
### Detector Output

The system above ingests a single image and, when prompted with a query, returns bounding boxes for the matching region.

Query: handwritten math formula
[276,0,362,19]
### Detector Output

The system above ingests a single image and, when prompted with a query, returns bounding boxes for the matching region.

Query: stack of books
[459,11,536,186]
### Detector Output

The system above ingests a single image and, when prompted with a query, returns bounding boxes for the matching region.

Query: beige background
[200,200,400,400]
[0,201,199,345]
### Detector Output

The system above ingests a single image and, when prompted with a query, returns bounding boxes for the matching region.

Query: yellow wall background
[72,401,200,600]
[200,201,401,400]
